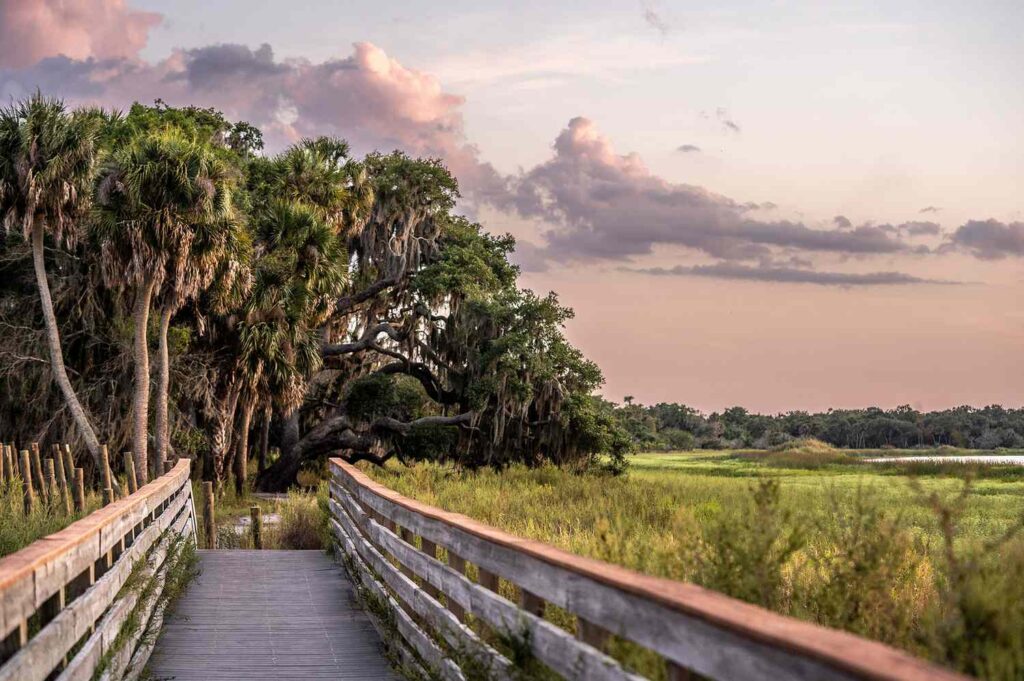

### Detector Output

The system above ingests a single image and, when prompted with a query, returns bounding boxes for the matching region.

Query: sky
[1,0,1021,413]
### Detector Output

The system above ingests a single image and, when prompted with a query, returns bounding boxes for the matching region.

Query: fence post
[100,445,113,505]
[124,451,139,494]
[20,450,34,514]
[73,468,85,513]
[52,445,71,514]
[31,443,47,503]
[44,458,58,508]
[250,505,262,549]
[202,481,216,549]
[62,445,75,490]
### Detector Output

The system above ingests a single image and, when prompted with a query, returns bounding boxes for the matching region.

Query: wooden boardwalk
[148,550,400,680]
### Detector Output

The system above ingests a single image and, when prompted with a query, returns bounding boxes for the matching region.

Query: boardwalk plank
[148,550,401,681]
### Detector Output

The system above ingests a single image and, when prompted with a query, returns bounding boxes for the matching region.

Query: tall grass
[365,453,1024,679]
[0,477,102,557]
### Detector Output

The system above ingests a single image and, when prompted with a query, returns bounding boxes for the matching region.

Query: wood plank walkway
[148,550,401,680]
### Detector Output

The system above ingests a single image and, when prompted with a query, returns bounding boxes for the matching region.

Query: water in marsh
[866,455,1024,465]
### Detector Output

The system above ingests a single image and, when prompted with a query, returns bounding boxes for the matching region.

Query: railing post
[420,538,440,599]
[576,617,611,651]
[20,449,34,514]
[478,567,500,593]
[0,620,28,663]
[519,589,545,617]
[250,505,262,549]
[398,527,417,579]
[202,481,216,549]
[447,551,467,622]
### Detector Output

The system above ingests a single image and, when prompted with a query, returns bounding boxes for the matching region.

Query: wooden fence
[0,459,196,681]
[329,458,970,681]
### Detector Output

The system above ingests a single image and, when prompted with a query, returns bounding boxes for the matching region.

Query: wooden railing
[329,458,969,681]
[0,459,196,681]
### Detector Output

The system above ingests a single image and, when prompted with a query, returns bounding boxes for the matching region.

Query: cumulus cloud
[0,41,507,202]
[677,144,701,153]
[833,215,852,229]
[510,117,921,264]
[0,0,160,68]
[627,263,958,287]
[946,219,1024,259]
[919,205,941,214]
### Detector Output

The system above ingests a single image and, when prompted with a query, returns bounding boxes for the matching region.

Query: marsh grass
[365,451,1024,679]
[0,477,103,557]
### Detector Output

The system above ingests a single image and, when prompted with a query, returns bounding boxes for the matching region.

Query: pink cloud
[511,117,922,264]
[0,40,507,201]
[0,0,161,68]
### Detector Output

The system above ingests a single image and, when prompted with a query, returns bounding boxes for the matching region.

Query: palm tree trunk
[257,404,271,475]
[131,274,157,484]
[154,305,173,471]
[30,222,103,464]
[234,399,254,496]
[213,381,240,482]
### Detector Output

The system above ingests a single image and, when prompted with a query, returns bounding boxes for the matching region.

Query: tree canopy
[0,98,629,489]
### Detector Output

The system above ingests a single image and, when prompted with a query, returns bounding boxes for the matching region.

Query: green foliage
[120,100,263,159]
[345,374,426,423]
[697,478,804,609]
[411,216,518,301]
[0,95,631,491]
[368,453,1024,678]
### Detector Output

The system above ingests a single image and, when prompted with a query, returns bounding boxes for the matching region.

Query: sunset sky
[1,0,1021,413]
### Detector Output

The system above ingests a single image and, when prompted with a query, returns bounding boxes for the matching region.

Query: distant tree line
[612,399,1024,450]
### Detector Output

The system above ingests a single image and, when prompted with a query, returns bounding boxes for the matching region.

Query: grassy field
[364,445,1024,680]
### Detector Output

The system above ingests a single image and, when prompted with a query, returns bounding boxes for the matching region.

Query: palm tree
[0,94,104,465]
[229,199,346,492]
[153,197,239,472]
[95,128,231,482]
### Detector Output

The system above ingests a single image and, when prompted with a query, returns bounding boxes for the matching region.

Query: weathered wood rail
[0,459,196,681]
[329,458,970,681]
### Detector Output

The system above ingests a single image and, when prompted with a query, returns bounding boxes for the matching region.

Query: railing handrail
[331,458,968,681]
[0,459,190,593]
[0,459,195,681]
